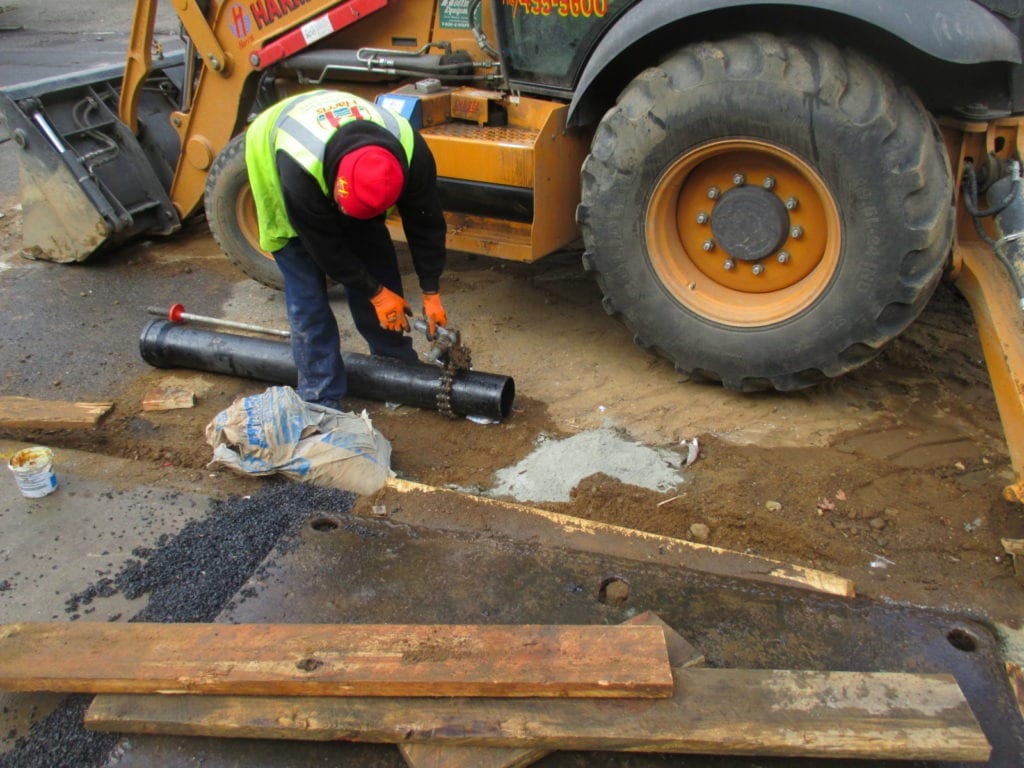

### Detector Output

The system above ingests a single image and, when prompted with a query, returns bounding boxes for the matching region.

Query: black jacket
[277,120,446,295]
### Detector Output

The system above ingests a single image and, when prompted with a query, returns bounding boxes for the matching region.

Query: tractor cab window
[493,0,632,94]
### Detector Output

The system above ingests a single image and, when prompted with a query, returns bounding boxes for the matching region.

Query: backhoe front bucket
[0,53,185,262]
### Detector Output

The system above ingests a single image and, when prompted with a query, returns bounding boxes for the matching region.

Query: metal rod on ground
[147,304,291,338]
[138,319,515,421]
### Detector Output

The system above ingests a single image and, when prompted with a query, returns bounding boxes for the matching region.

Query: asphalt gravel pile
[1,481,356,768]
[0,697,119,768]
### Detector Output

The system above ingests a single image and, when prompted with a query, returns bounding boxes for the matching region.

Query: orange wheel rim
[236,185,273,261]
[646,139,841,327]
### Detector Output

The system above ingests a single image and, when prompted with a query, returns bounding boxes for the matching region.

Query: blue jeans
[273,237,417,409]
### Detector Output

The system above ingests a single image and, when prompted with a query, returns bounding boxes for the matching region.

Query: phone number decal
[504,0,608,18]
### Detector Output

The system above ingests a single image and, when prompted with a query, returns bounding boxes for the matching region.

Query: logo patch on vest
[316,100,367,131]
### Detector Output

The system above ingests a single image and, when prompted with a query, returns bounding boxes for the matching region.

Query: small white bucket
[8,446,58,499]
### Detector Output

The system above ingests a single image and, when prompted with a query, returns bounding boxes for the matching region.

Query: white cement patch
[488,428,684,503]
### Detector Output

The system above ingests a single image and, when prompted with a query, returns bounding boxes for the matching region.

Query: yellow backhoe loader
[4,0,1024,500]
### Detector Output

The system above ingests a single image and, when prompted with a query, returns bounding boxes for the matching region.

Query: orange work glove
[422,291,448,338]
[370,286,412,332]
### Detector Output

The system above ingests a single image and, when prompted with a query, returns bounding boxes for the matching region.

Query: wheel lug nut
[790,225,804,239]
[707,186,720,200]
[732,173,746,186]
[723,259,735,271]
[703,239,716,252]
[785,197,799,210]
[777,251,791,264]
[752,263,765,276]
[696,211,709,224]
[762,176,776,190]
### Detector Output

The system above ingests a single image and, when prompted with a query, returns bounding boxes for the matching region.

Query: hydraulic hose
[468,0,500,60]
[278,49,488,84]
[965,160,1024,310]
[139,319,515,421]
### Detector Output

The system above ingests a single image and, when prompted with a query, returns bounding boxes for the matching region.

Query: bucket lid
[9,446,54,472]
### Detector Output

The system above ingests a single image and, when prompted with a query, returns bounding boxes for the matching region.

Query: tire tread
[579,33,953,391]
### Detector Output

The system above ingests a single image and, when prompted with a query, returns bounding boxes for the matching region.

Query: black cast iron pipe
[139,319,515,421]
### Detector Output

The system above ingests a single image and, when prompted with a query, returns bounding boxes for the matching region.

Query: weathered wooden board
[0,396,112,429]
[85,667,989,762]
[399,611,705,768]
[141,386,194,412]
[0,622,672,698]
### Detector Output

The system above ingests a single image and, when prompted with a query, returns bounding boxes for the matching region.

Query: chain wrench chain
[436,340,472,419]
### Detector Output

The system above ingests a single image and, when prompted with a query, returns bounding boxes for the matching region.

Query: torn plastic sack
[205,386,393,495]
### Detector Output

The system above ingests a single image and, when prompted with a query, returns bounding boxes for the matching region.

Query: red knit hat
[333,145,405,219]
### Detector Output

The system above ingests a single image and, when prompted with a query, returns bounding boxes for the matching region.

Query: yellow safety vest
[246,90,415,252]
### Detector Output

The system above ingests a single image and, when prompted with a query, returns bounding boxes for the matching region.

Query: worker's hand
[422,292,448,338]
[370,286,412,332]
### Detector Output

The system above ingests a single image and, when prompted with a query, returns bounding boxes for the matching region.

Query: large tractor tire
[578,34,954,391]
[205,133,284,290]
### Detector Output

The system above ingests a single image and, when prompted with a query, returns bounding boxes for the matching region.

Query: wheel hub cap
[710,186,790,262]
[645,139,841,326]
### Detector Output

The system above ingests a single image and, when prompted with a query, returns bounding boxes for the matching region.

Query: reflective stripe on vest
[245,90,415,252]
[271,91,413,195]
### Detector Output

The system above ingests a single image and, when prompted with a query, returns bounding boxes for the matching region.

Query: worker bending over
[246,89,448,410]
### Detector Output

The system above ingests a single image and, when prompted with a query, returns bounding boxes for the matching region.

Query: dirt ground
[1,195,1023,629]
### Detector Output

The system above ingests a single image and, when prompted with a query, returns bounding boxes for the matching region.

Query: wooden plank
[360,480,856,598]
[0,396,113,429]
[84,667,989,762]
[141,386,194,412]
[0,622,672,699]
[399,611,704,768]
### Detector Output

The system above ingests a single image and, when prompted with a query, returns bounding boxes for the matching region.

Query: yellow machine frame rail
[947,118,1024,502]
[119,0,393,221]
